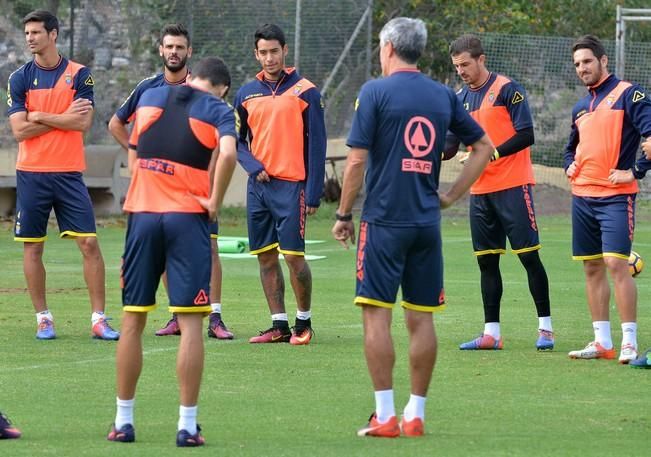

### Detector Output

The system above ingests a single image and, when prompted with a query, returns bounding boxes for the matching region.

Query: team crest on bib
[488,91,495,102]
[606,95,615,106]
[293,84,302,95]
[65,74,72,85]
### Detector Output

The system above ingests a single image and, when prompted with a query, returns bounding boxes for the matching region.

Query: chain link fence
[3,2,651,194]
[441,33,651,193]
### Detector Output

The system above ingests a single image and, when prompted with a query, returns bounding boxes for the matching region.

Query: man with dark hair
[565,34,651,363]
[7,10,119,340]
[107,57,237,447]
[235,23,326,345]
[446,34,554,352]
[333,17,493,437]
[109,23,234,340]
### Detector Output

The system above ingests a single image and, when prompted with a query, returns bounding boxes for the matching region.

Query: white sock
[91,311,105,326]
[36,310,53,324]
[621,322,638,348]
[374,389,395,423]
[178,405,198,435]
[403,394,426,422]
[271,313,288,322]
[593,321,613,349]
[210,303,222,314]
[538,316,553,332]
[296,310,311,321]
[484,322,500,339]
[115,397,134,429]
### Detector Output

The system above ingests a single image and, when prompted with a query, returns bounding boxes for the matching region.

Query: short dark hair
[193,57,231,90]
[572,35,606,59]
[160,23,191,46]
[449,34,484,58]
[23,10,59,34]
[254,23,286,48]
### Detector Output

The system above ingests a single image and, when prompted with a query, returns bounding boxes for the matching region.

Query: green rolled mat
[218,239,247,253]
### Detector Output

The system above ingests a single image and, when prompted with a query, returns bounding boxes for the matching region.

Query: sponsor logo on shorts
[522,185,537,232]
[356,222,368,281]
[299,189,306,239]
[628,195,634,241]
[194,289,208,305]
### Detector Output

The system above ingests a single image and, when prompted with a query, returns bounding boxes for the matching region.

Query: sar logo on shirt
[511,91,524,104]
[633,90,646,103]
[85,75,95,86]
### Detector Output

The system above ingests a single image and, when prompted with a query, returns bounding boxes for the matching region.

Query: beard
[163,55,188,73]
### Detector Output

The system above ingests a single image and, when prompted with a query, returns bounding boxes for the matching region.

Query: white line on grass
[0,346,177,373]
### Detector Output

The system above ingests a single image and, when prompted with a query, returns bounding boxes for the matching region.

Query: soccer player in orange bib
[109,24,234,340]
[235,24,326,345]
[447,34,554,351]
[7,10,119,340]
[107,57,237,446]
[564,35,651,363]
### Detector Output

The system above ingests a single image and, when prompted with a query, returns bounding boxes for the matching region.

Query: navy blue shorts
[572,194,635,260]
[14,171,97,242]
[121,212,211,314]
[246,177,306,255]
[210,220,219,239]
[470,184,540,256]
[354,221,445,313]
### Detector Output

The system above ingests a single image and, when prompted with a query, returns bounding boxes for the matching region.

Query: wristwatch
[335,211,353,221]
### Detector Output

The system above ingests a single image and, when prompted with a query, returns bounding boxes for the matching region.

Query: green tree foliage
[375,0,651,78]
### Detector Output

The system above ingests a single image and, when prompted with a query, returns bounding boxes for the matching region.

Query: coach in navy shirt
[332,17,493,437]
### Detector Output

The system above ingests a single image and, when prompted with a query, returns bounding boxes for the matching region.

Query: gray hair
[379,17,427,64]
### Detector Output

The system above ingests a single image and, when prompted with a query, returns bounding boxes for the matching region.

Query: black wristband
[335,211,353,221]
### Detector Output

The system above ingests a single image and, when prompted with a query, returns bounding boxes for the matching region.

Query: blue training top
[347,69,485,227]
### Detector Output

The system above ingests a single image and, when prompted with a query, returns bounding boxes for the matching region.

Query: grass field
[1,204,650,456]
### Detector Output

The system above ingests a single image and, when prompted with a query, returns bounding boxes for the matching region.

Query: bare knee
[24,242,45,261]
[76,237,102,258]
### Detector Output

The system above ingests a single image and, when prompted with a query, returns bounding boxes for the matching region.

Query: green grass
[1,205,650,456]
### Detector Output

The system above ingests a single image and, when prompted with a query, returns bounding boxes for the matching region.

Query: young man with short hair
[235,23,326,345]
[7,9,119,340]
[108,23,234,340]
[108,57,237,446]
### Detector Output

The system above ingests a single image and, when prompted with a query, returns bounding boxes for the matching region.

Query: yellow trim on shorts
[168,305,212,314]
[354,296,394,309]
[210,234,219,239]
[474,248,506,256]
[401,300,447,313]
[572,253,603,261]
[250,242,279,255]
[278,248,305,256]
[15,236,47,242]
[512,244,541,254]
[123,304,157,313]
[603,252,629,260]
[60,231,97,239]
